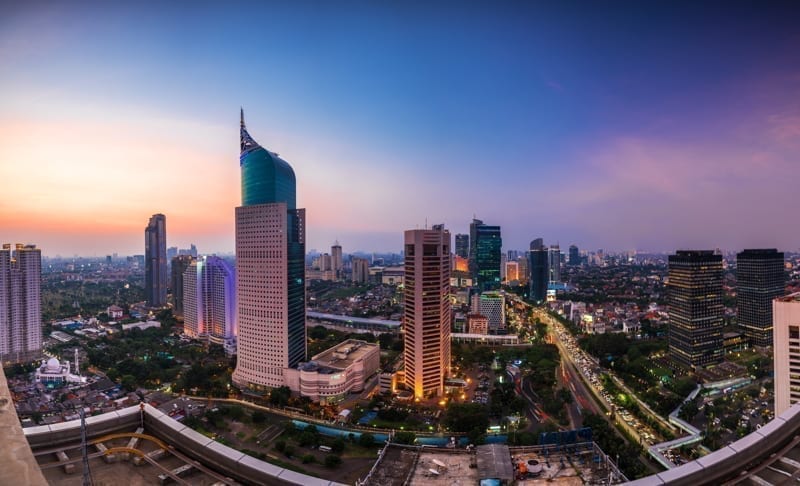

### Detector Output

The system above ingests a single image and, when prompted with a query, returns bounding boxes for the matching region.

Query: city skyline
[2,2,799,256]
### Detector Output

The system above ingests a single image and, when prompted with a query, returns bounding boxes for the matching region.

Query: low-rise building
[285,339,380,404]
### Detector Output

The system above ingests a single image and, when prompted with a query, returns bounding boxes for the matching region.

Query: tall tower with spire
[232,110,306,391]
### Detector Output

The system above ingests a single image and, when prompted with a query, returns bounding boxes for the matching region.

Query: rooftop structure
[285,339,380,404]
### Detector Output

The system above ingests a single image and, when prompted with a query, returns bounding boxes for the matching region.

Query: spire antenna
[240,107,245,128]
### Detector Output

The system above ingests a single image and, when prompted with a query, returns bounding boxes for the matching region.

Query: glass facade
[469,219,502,292]
[668,250,724,369]
[240,114,296,209]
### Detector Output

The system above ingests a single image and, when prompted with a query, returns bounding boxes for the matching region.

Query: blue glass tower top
[240,108,296,208]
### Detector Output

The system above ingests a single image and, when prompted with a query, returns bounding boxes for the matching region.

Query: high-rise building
[352,257,370,284]
[516,255,529,285]
[145,214,167,307]
[331,241,343,280]
[529,239,548,303]
[455,234,469,259]
[475,291,505,333]
[403,225,451,399]
[773,293,800,415]
[505,261,519,283]
[232,109,306,391]
[170,254,194,318]
[569,244,580,266]
[469,219,502,291]
[548,245,561,283]
[183,256,237,356]
[737,249,785,347]
[668,250,724,369]
[0,244,42,365]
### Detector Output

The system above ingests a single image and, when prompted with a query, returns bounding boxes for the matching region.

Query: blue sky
[1,2,799,256]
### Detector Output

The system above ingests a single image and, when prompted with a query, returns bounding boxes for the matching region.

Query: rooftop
[309,339,379,371]
[776,292,800,303]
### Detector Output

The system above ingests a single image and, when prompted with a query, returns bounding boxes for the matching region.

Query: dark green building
[469,219,502,291]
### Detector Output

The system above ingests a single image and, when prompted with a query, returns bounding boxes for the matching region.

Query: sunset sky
[1,2,799,257]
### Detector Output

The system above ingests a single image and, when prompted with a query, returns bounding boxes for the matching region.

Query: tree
[443,403,489,434]
[275,440,286,452]
[678,400,699,422]
[283,445,295,457]
[393,431,416,445]
[359,432,375,447]
[331,437,346,453]
[120,374,137,392]
[324,454,342,468]
[252,410,266,424]
[269,386,292,406]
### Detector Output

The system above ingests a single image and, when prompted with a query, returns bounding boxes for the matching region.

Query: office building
[737,249,785,347]
[352,257,370,284]
[516,254,529,285]
[505,261,519,283]
[331,241,343,280]
[668,250,724,369]
[403,225,451,398]
[548,245,561,283]
[529,239,548,303]
[474,291,505,333]
[467,314,489,335]
[170,254,194,318]
[569,244,580,266]
[774,293,800,415]
[455,234,469,259]
[469,219,502,291]
[145,213,167,307]
[183,256,237,356]
[232,109,306,391]
[0,244,42,365]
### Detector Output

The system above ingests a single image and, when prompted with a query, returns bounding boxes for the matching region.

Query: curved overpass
[630,402,800,485]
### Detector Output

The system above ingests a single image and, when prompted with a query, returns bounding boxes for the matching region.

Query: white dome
[46,357,60,371]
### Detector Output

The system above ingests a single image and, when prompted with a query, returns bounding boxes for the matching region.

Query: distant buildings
[472,291,505,333]
[232,110,306,392]
[668,250,723,369]
[404,225,451,398]
[737,249,785,347]
[548,245,561,283]
[455,234,469,259]
[469,219,502,291]
[170,254,194,318]
[529,239,548,303]
[505,261,519,283]
[0,243,42,365]
[773,293,800,415]
[183,256,237,356]
[569,244,580,266]
[352,257,370,284]
[145,213,168,307]
[331,241,343,280]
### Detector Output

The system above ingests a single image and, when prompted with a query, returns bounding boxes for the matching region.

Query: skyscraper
[0,244,42,365]
[404,225,451,398]
[737,249,785,347]
[145,214,167,307]
[469,219,502,291]
[170,254,194,318]
[569,244,580,266]
[668,250,724,369]
[529,239,548,303]
[455,234,469,259]
[352,257,370,284]
[548,245,561,283]
[183,256,237,356]
[232,109,306,391]
[773,293,800,415]
[331,241,343,280]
